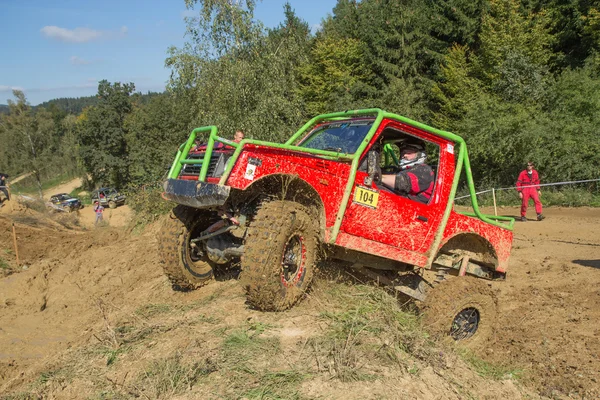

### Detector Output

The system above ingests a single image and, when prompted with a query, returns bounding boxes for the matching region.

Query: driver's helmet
[399,140,427,170]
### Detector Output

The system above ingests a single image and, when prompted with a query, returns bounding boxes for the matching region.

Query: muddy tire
[421,277,497,350]
[108,200,117,209]
[157,205,218,290]
[241,200,319,311]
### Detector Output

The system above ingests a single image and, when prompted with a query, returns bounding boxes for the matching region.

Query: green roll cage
[167,108,514,254]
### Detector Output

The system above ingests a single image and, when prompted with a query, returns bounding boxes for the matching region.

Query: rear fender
[433,233,507,280]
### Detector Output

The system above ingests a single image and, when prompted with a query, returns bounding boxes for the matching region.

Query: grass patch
[197,314,221,324]
[459,350,523,380]
[213,322,305,397]
[222,323,279,361]
[136,353,215,399]
[87,390,129,400]
[69,187,92,205]
[241,370,311,400]
[308,282,436,382]
[135,304,172,319]
[12,171,78,196]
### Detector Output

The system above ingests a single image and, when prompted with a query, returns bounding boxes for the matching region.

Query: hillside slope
[0,205,598,399]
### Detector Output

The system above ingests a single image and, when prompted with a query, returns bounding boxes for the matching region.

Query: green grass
[459,350,523,380]
[69,187,92,205]
[135,304,173,318]
[309,283,434,382]
[12,171,78,196]
[136,353,214,399]
[240,370,311,400]
[0,257,10,270]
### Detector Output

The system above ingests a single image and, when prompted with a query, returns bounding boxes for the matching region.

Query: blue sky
[0,0,337,105]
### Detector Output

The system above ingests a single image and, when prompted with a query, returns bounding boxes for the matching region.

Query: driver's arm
[381,175,396,187]
[381,172,411,194]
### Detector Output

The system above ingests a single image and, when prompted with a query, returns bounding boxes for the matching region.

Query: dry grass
[1,272,524,400]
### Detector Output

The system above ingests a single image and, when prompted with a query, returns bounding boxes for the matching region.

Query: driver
[381,141,434,204]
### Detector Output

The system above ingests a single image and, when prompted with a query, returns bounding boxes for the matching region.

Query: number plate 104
[353,186,379,209]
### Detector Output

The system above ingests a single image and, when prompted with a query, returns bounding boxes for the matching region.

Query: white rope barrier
[454,178,600,201]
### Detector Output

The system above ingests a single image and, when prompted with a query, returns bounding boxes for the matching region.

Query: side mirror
[364,150,378,186]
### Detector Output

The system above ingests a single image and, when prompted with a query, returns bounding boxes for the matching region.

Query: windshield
[297,120,374,154]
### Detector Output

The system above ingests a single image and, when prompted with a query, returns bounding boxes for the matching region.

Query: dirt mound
[0,206,598,399]
[0,212,89,272]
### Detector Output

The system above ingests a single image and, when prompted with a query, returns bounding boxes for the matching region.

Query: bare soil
[0,205,598,399]
[43,178,84,201]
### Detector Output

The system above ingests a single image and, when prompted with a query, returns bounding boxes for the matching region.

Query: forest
[1,0,599,202]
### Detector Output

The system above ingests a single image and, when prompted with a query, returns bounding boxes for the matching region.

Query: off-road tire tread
[241,200,319,311]
[157,205,214,290]
[422,276,497,350]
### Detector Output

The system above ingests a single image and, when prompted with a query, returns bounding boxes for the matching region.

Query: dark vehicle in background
[48,193,83,212]
[91,188,126,209]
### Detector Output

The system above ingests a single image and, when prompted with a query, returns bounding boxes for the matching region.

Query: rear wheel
[421,277,497,350]
[241,200,319,311]
[157,205,219,290]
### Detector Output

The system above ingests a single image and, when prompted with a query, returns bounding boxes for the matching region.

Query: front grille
[181,152,231,178]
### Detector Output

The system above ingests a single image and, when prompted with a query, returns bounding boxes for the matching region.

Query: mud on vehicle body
[159,108,515,346]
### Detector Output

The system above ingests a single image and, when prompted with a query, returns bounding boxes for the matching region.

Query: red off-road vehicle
[159,108,514,345]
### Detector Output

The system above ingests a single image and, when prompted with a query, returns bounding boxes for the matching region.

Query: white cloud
[70,56,91,65]
[0,85,25,92]
[41,25,128,43]
[41,26,102,43]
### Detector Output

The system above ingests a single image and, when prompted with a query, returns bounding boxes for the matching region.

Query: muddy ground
[0,202,598,399]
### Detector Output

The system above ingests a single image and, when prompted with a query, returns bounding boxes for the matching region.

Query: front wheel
[421,277,497,350]
[241,200,319,311]
[108,200,117,209]
[157,205,219,290]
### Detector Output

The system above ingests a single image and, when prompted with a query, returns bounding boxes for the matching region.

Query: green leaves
[78,80,135,188]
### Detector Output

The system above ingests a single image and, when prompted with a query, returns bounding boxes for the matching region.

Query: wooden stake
[492,187,498,216]
[12,222,20,266]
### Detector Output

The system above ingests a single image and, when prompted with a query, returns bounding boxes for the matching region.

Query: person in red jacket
[516,161,544,221]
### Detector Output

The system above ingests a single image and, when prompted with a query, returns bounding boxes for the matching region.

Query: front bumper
[163,179,230,209]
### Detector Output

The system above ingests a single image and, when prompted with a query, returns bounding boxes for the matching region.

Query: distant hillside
[0,104,8,115]
[35,91,164,115]
[36,96,100,114]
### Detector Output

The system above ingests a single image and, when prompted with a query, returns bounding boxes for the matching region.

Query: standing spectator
[234,130,244,143]
[93,201,105,225]
[516,161,544,221]
[0,172,9,202]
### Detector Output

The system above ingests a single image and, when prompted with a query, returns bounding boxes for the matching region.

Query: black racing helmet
[399,139,427,170]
